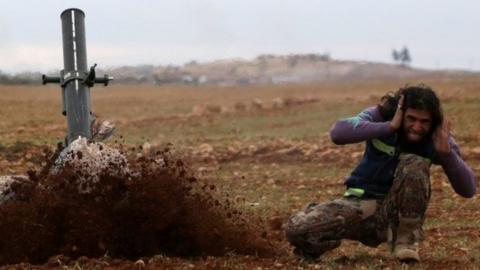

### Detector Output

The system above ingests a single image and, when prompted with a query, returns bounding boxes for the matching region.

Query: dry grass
[0,75,479,269]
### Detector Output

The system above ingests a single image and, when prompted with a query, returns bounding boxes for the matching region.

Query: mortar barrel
[60,8,92,143]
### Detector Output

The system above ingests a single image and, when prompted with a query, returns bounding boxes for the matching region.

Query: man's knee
[395,154,430,181]
[285,211,307,244]
[393,154,431,195]
[386,154,431,221]
[286,209,342,256]
[285,201,346,247]
[286,199,366,246]
[285,209,337,245]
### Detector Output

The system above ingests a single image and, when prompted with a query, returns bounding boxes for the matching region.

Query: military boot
[389,216,423,263]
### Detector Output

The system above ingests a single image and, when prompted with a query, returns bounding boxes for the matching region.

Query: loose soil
[0,144,282,268]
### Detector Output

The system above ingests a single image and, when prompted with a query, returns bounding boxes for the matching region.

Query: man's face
[402,108,433,143]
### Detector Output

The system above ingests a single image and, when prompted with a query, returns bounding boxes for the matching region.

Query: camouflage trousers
[286,154,431,257]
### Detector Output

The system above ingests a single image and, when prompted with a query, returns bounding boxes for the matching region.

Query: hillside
[107,54,475,86]
[1,54,477,86]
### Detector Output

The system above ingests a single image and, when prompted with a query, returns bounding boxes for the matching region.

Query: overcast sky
[0,0,478,73]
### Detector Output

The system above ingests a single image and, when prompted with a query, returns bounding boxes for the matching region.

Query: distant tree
[392,49,400,62]
[400,46,411,66]
[392,46,412,67]
[0,70,40,85]
[319,52,331,61]
[185,60,198,67]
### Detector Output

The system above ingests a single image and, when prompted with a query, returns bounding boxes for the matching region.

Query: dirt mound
[0,143,278,265]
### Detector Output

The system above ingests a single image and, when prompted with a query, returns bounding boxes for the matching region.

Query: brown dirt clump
[0,144,279,265]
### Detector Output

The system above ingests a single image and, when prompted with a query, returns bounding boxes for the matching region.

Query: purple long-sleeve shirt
[330,106,477,198]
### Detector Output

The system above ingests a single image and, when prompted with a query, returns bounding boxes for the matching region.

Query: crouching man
[286,85,477,262]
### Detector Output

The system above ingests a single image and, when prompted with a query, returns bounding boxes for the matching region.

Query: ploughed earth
[0,81,479,269]
[0,136,479,270]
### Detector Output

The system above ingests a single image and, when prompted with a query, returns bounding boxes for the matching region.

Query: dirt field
[0,76,479,269]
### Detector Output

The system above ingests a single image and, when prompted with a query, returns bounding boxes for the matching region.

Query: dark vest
[345,133,435,198]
